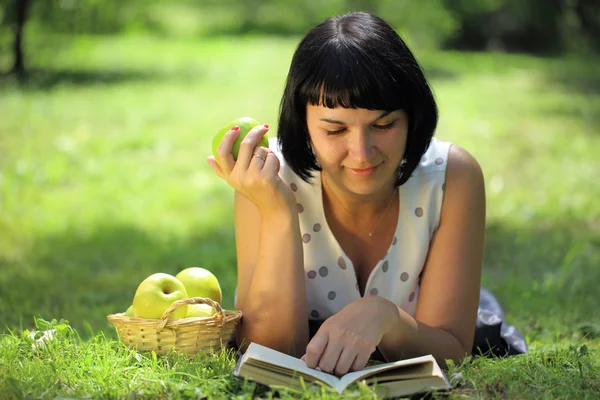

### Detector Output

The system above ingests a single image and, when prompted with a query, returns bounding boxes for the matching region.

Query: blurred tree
[442,0,599,54]
[1,0,598,69]
[1,0,32,77]
[12,0,29,76]
[0,0,150,75]
[380,0,458,49]
[30,0,134,34]
[574,0,600,51]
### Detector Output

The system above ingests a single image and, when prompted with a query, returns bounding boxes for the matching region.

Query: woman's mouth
[347,165,378,177]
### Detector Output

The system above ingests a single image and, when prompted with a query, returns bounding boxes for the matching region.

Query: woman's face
[306,104,408,197]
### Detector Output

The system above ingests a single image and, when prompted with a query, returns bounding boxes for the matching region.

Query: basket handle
[156,297,224,332]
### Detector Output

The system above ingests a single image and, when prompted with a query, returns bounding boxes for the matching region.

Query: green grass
[1,34,599,398]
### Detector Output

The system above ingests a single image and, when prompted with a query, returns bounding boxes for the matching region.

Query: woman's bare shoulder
[446,144,485,187]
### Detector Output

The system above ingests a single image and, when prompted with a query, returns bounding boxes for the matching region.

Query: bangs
[296,43,410,111]
[278,12,438,186]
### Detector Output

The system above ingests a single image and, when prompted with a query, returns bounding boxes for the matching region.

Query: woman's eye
[325,120,396,135]
[373,121,397,130]
[326,127,346,135]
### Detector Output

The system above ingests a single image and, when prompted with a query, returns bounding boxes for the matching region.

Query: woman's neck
[321,173,398,225]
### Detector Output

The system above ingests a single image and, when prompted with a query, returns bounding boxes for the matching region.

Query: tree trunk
[11,0,31,77]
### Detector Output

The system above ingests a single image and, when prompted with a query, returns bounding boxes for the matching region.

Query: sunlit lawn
[0,34,599,399]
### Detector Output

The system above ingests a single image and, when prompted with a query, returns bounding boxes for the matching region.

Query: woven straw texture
[107,297,242,356]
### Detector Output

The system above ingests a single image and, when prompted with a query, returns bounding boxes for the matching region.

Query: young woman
[208,12,523,377]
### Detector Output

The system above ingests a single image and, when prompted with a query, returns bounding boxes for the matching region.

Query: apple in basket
[185,303,217,318]
[124,305,134,317]
[175,267,222,304]
[132,273,188,319]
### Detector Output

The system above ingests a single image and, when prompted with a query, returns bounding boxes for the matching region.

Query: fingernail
[263,124,269,129]
[231,126,240,131]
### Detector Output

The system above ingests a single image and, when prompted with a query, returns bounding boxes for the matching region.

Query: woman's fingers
[261,152,280,175]
[304,333,328,369]
[214,126,241,175]
[210,123,273,176]
[333,347,358,377]
[350,350,371,372]
[235,124,270,169]
[248,146,269,171]
[317,340,344,374]
[206,155,225,180]
[208,122,290,210]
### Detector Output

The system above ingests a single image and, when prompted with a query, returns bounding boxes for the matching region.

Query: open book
[234,342,451,398]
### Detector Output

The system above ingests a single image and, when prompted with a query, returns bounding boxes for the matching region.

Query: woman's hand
[207,124,295,213]
[301,296,399,376]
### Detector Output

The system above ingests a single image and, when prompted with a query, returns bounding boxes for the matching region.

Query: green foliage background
[1,0,599,56]
[0,1,599,398]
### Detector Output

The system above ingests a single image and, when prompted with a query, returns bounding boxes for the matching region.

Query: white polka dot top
[235,136,452,321]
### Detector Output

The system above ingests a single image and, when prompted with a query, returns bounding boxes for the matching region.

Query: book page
[336,355,437,391]
[248,359,336,386]
[240,364,319,391]
[371,376,450,399]
[236,343,340,388]
[356,362,434,384]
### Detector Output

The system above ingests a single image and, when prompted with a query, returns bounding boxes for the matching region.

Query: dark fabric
[472,287,528,357]
[228,287,527,361]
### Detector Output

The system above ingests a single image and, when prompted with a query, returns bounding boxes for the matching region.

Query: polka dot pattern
[338,257,347,270]
[319,266,328,277]
[290,183,298,192]
[297,203,304,213]
[328,291,336,300]
[393,236,397,245]
[369,288,379,296]
[382,261,389,272]
[311,310,320,318]
[435,157,444,165]
[409,292,416,302]
[400,272,409,282]
[307,270,316,279]
[313,223,321,232]
[302,234,311,243]
[415,207,423,217]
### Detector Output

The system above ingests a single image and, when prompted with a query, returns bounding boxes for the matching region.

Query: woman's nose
[348,131,375,163]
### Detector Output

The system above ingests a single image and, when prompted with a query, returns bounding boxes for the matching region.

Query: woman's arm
[233,189,309,358]
[207,124,309,357]
[378,144,486,367]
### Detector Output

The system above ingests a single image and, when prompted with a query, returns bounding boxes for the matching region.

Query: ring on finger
[252,152,267,161]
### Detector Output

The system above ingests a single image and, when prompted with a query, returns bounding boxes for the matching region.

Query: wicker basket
[107,297,242,356]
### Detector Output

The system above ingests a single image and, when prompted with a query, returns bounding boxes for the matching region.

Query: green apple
[124,305,134,317]
[185,303,217,318]
[212,117,269,163]
[175,267,222,304]
[132,273,188,319]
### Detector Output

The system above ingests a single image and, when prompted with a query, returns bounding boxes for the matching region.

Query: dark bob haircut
[277,12,438,187]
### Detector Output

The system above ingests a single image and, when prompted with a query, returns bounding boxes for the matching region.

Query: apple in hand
[185,303,217,318]
[132,273,188,319]
[175,267,222,304]
[212,117,269,163]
